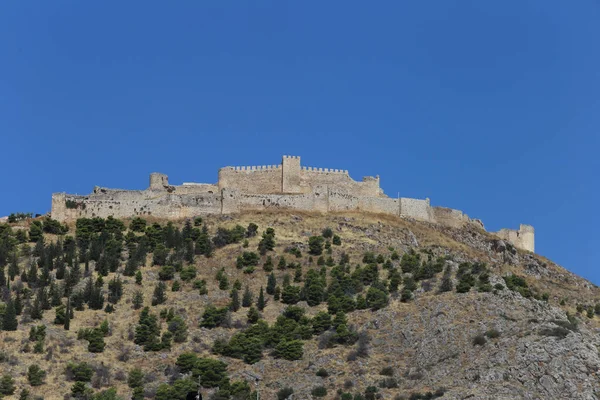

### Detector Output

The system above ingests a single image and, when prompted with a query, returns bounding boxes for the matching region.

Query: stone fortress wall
[51,155,535,252]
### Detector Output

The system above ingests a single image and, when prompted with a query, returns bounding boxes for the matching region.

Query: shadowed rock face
[361,292,600,399]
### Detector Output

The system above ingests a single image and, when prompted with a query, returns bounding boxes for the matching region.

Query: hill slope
[0,211,599,400]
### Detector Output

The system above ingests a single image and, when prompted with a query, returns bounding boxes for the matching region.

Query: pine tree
[152,282,167,306]
[247,306,260,324]
[229,289,240,312]
[68,263,81,293]
[184,238,194,264]
[257,287,266,311]
[134,307,161,351]
[263,256,274,272]
[55,257,66,280]
[39,287,51,310]
[89,279,104,311]
[0,374,16,395]
[64,298,71,330]
[168,315,188,343]
[278,256,287,270]
[27,365,46,386]
[107,276,123,304]
[132,290,144,310]
[49,280,62,307]
[124,256,138,276]
[267,272,276,295]
[195,225,213,257]
[128,367,144,390]
[83,276,94,303]
[27,260,38,285]
[14,291,22,315]
[30,294,43,320]
[0,266,6,288]
[8,253,19,281]
[39,264,51,287]
[2,297,18,331]
[258,228,276,255]
[86,328,106,352]
[242,286,253,307]
[135,270,143,285]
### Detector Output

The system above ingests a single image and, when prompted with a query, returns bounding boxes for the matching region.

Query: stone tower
[282,155,301,193]
[519,224,535,253]
[149,173,169,190]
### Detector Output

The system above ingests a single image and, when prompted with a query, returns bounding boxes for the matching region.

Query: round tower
[149,173,169,190]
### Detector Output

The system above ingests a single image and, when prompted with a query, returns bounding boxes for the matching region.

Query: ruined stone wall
[299,168,382,197]
[358,196,400,215]
[238,192,316,212]
[400,198,432,221]
[496,225,535,252]
[218,165,282,194]
[52,190,222,221]
[327,188,360,212]
[49,155,535,252]
[432,207,470,228]
[172,183,219,195]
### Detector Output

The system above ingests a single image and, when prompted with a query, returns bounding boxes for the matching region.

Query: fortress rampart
[51,155,534,252]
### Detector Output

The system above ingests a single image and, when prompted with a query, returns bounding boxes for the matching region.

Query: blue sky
[1,2,599,283]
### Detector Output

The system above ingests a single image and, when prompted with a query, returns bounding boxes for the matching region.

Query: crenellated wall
[218,165,282,194]
[50,155,535,252]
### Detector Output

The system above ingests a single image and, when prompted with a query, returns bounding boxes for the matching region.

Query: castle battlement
[301,166,349,174]
[50,155,534,252]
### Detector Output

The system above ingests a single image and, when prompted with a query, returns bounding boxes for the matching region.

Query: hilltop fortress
[51,155,534,252]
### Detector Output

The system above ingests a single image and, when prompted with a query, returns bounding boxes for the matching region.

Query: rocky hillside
[0,211,599,400]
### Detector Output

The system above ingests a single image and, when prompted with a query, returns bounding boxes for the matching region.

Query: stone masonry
[51,155,534,252]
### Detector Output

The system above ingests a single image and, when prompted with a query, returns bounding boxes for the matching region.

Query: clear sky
[1,2,599,283]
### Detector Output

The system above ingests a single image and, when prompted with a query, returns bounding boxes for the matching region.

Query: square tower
[282,155,301,193]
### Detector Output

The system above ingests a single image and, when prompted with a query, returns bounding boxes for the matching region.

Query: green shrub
[179,266,197,281]
[27,365,46,386]
[316,368,329,377]
[200,305,229,328]
[128,367,144,389]
[485,329,500,339]
[472,334,486,346]
[277,387,294,400]
[0,375,16,395]
[258,228,276,255]
[236,251,260,268]
[275,340,304,360]
[152,282,168,305]
[379,377,398,388]
[503,274,532,298]
[66,362,94,382]
[456,274,475,293]
[380,366,394,376]
[158,265,175,281]
[311,386,327,397]
[308,236,324,256]
[366,287,388,310]
[400,289,413,302]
